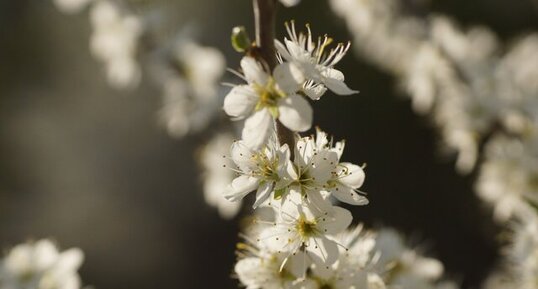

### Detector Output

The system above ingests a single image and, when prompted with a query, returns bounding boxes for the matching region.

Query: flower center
[293,167,317,195]
[254,78,284,116]
[296,215,317,238]
[251,153,279,181]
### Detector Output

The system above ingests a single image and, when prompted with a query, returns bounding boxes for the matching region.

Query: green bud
[231,26,251,53]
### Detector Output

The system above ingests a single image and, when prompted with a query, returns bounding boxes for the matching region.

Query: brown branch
[253,0,277,70]
[253,0,296,152]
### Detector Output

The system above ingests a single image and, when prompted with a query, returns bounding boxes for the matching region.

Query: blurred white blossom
[485,217,538,289]
[200,132,242,219]
[476,133,538,222]
[374,229,458,289]
[330,2,538,285]
[0,239,85,289]
[53,0,93,14]
[279,0,300,8]
[508,218,538,289]
[157,39,226,138]
[89,0,143,89]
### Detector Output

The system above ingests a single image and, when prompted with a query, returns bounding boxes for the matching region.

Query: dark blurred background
[0,0,537,288]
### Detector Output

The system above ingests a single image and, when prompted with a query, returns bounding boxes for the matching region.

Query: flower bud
[231,26,251,53]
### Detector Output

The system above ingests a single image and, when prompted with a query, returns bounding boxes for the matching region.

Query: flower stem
[253,0,296,153]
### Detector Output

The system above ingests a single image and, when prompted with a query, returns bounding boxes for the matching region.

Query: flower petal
[322,69,357,96]
[259,226,294,252]
[276,144,299,184]
[286,250,312,278]
[284,39,308,61]
[322,68,345,81]
[242,109,274,150]
[224,175,259,201]
[230,140,256,172]
[310,150,339,184]
[307,236,339,266]
[55,249,84,274]
[318,206,352,235]
[235,257,262,288]
[318,206,353,235]
[294,137,315,169]
[338,162,366,189]
[34,240,58,270]
[305,190,333,214]
[323,77,358,95]
[278,94,313,132]
[253,181,274,208]
[223,85,258,118]
[303,82,327,100]
[240,56,268,85]
[332,140,345,160]
[275,40,294,62]
[274,62,305,94]
[331,184,369,206]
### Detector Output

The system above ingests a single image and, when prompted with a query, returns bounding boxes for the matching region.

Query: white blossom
[275,21,358,99]
[224,137,296,208]
[258,196,352,271]
[308,225,382,289]
[0,239,85,289]
[234,240,310,289]
[224,56,313,149]
[283,129,368,212]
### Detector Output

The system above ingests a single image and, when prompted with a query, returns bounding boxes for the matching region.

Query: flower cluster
[223,128,369,270]
[235,224,379,289]
[221,22,377,285]
[0,239,85,289]
[216,20,458,288]
[236,222,456,289]
[51,1,469,288]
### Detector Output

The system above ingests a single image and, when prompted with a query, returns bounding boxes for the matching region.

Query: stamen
[226,68,247,81]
